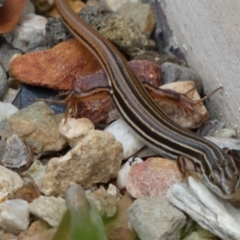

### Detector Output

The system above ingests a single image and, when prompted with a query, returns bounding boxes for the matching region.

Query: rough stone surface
[59,117,95,148]
[0,133,28,168]
[116,157,143,189]
[0,0,26,33]
[87,186,118,218]
[9,40,101,91]
[0,102,18,121]
[119,3,155,36]
[0,102,67,154]
[105,119,144,159]
[105,0,140,11]
[80,6,155,57]
[0,165,23,197]
[29,196,67,227]
[127,197,186,240]
[167,176,240,240]
[0,40,22,71]
[0,64,8,99]
[4,13,47,52]
[0,199,29,234]
[127,157,183,198]
[40,121,123,195]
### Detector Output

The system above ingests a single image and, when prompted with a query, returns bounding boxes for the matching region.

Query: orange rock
[9,39,101,90]
[0,0,26,33]
[126,157,183,198]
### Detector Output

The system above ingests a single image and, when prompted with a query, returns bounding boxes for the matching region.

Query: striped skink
[55,0,240,198]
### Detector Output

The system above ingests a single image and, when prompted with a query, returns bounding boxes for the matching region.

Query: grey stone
[0,63,8,99]
[118,2,155,36]
[79,6,155,57]
[161,62,202,93]
[0,40,22,71]
[0,101,67,155]
[127,197,186,240]
[167,176,240,240]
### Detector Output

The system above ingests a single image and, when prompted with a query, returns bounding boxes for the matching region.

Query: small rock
[3,88,20,104]
[159,81,209,129]
[105,192,137,240]
[11,182,40,203]
[87,186,118,218]
[0,199,29,234]
[167,176,240,240]
[0,40,22,71]
[0,102,18,120]
[21,160,47,189]
[59,117,95,148]
[204,136,240,150]
[29,196,67,227]
[127,197,186,240]
[127,157,183,198]
[119,3,155,36]
[0,102,67,154]
[105,119,145,159]
[196,119,225,137]
[0,133,28,168]
[0,165,23,197]
[105,0,140,12]
[80,6,155,57]
[9,40,101,91]
[212,128,237,138]
[0,64,8,99]
[107,184,121,201]
[161,62,202,93]
[0,0,26,33]
[4,13,47,52]
[116,157,144,189]
[45,16,74,46]
[40,118,123,195]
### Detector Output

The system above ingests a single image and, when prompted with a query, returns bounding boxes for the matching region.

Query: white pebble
[0,102,18,121]
[5,13,47,52]
[116,157,143,189]
[0,199,29,234]
[105,119,144,159]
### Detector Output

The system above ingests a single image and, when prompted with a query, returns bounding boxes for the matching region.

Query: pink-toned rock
[126,157,183,198]
[75,59,162,91]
